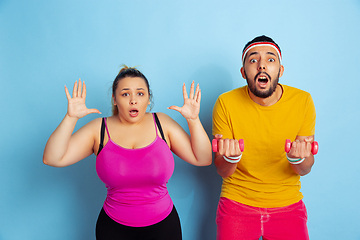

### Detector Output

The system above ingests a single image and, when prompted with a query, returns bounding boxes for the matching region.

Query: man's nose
[258,60,266,70]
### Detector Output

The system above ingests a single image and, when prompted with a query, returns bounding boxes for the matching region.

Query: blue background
[1,0,360,239]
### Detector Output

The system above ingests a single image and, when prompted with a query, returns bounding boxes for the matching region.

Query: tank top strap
[153,113,167,144]
[152,113,159,136]
[104,117,111,140]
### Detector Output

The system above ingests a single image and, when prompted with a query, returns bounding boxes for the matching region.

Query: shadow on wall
[2,134,105,240]
[173,64,234,240]
[38,155,106,240]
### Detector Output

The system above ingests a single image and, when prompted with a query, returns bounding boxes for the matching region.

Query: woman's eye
[122,93,129,97]
[138,92,144,96]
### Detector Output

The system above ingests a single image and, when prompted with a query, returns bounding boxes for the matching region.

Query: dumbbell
[212,139,244,153]
[285,139,319,155]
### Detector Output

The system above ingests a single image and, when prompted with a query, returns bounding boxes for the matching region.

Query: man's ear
[240,67,246,79]
[279,65,284,78]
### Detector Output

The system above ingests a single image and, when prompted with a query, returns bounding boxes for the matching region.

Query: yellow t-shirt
[212,84,316,208]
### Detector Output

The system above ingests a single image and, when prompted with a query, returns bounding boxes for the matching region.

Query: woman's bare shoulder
[81,117,104,132]
[154,112,175,124]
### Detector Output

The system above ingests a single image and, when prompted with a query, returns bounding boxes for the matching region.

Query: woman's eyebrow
[121,87,145,91]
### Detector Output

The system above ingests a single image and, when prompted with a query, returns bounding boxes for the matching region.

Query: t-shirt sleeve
[298,93,316,136]
[212,96,233,139]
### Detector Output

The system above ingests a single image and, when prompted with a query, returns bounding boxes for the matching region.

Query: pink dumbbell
[285,139,319,155]
[212,139,244,153]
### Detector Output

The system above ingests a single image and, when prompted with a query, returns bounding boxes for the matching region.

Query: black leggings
[96,206,182,240]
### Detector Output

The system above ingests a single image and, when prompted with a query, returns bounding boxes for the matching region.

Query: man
[212,35,316,240]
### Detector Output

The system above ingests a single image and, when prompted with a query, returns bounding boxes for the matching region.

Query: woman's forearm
[187,117,212,166]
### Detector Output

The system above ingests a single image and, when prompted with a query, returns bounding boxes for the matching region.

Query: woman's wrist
[186,116,200,122]
[65,113,80,122]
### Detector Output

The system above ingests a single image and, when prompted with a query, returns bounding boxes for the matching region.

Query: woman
[43,66,212,240]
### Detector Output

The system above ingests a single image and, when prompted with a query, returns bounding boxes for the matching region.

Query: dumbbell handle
[285,139,318,155]
[212,139,244,153]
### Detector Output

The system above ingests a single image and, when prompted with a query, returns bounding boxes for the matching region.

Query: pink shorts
[216,197,309,240]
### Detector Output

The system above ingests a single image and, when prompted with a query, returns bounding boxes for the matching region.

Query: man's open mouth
[258,76,269,84]
[255,72,271,85]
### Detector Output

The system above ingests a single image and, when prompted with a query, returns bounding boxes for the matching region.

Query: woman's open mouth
[129,109,139,117]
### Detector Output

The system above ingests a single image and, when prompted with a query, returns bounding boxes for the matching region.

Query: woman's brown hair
[111,65,153,115]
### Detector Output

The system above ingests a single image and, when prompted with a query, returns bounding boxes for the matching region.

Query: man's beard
[244,70,280,98]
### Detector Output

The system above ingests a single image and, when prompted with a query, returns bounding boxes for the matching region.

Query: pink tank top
[96,114,174,227]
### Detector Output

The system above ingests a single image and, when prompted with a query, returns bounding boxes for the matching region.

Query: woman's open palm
[65,79,101,119]
[169,81,201,120]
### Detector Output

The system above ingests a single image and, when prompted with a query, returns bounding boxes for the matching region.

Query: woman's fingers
[65,85,71,100]
[72,80,78,97]
[168,105,181,112]
[182,83,188,100]
[88,108,101,114]
[189,81,195,99]
[182,81,201,101]
[195,85,201,103]
[76,78,82,97]
[67,79,88,99]
[82,81,86,98]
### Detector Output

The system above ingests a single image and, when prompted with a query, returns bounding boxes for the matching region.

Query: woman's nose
[130,98,137,105]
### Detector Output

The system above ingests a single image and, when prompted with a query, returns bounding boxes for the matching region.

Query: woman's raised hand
[65,79,101,119]
[168,81,201,120]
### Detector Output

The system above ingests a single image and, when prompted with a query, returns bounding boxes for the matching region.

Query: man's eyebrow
[267,52,277,57]
[247,51,277,60]
[248,52,259,58]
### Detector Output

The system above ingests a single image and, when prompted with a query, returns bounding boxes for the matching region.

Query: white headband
[242,42,282,63]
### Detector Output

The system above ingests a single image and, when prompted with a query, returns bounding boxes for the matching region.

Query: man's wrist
[223,155,242,163]
[286,153,305,164]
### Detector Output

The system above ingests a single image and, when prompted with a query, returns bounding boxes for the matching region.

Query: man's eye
[268,58,275,62]
[250,59,257,63]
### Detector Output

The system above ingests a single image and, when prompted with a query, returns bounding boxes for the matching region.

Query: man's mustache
[254,72,271,81]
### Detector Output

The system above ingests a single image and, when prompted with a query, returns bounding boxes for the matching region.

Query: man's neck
[248,84,283,106]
